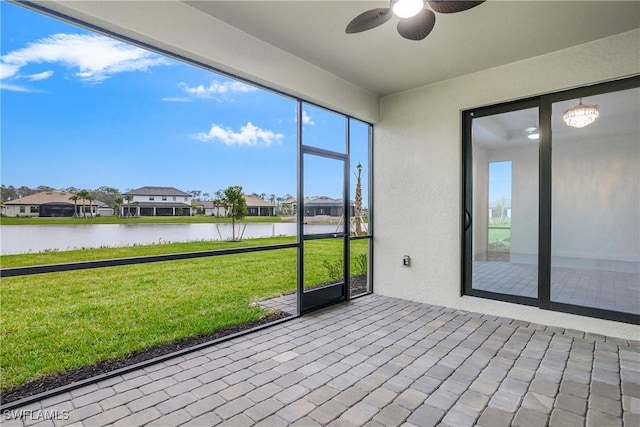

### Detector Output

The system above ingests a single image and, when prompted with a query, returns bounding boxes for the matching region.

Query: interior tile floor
[473,261,640,315]
[3,294,639,427]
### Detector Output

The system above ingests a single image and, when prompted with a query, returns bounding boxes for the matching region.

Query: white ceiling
[184,1,640,97]
[473,86,640,149]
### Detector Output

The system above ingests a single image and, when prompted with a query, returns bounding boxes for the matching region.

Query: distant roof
[123,186,190,197]
[244,195,275,207]
[4,192,100,206]
[198,201,216,209]
[198,196,275,208]
[305,196,341,206]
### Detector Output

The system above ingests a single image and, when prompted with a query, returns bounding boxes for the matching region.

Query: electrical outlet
[403,255,411,266]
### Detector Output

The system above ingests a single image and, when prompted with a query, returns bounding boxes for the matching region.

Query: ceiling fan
[345,0,485,41]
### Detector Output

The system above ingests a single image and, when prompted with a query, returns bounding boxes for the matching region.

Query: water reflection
[2,223,336,254]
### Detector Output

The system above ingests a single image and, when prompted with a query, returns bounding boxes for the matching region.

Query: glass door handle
[464,210,472,231]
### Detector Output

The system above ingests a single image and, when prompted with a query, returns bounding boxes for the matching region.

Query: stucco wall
[3,205,38,217]
[374,30,640,339]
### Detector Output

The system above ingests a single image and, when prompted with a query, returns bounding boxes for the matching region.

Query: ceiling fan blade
[428,1,485,14]
[397,9,436,41]
[345,8,392,34]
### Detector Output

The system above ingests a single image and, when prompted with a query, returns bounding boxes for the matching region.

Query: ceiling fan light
[392,0,424,18]
[563,99,600,128]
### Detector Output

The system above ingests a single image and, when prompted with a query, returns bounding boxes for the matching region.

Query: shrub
[322,259,343,282]
[354,253,368,276]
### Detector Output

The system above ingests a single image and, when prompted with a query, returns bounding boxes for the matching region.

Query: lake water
[0,223,342,254]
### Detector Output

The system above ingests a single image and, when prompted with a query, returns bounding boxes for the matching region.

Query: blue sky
[489,161,512,205]
[1,2,370,200]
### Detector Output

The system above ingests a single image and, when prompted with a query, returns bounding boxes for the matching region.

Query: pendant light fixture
[563,98,600,128]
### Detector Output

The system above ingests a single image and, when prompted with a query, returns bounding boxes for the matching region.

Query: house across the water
[198,195,276,217]
[2,191,100,217]
[121,186,193,216]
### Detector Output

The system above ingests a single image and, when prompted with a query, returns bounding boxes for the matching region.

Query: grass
[488,226,511,251]
[0,215,284,226]
[0,236,296,268]
[0,238,369,390]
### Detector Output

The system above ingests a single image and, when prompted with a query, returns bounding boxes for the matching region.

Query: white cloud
[193,122,283,147]
[0,82,34,92]
[0,33,171,85]
[0,63,20,79]
[162,96,192,103]
[302,110,315,125]
[177,80,256,98]
[25,71,54,81]
[294,109,315,125]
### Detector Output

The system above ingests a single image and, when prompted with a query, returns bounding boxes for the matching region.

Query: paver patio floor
[473,261,640,315]
[3,294,639,426]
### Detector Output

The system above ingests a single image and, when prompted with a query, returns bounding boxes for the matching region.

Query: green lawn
[488,226,511,252]
[0,215,284,225]
[0,238,369,390]
[0,236,296,268]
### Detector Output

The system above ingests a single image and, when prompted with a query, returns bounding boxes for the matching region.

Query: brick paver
[4,295,639,426]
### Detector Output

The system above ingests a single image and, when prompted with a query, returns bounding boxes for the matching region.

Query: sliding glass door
[550,88,640,315]
[466,106,539,302]
[462,76,640,323]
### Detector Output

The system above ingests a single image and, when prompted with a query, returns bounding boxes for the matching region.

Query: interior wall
[472,145,488,259]
[552,133,639,272]
[374,29,640,339]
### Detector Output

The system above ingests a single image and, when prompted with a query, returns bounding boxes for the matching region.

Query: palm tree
[76,190,90,218]
[113,197,123,217]
[69,195,79,218]
[86,194,95,217]
[124,195,133,217]
[133,201,140,217]
[353,162,364,235]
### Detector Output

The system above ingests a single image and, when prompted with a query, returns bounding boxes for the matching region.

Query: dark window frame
[2,2,375,305]
[0,3,377,411]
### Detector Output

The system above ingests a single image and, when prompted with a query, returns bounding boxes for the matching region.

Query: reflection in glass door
[488,161,512,262]
[551,88,640,315]
[466,106,540,300]
[300,153,348,312]
[463,76,639,323]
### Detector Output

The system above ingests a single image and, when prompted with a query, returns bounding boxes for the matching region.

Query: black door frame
[462,75,640,325]
[297,108,351,314]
